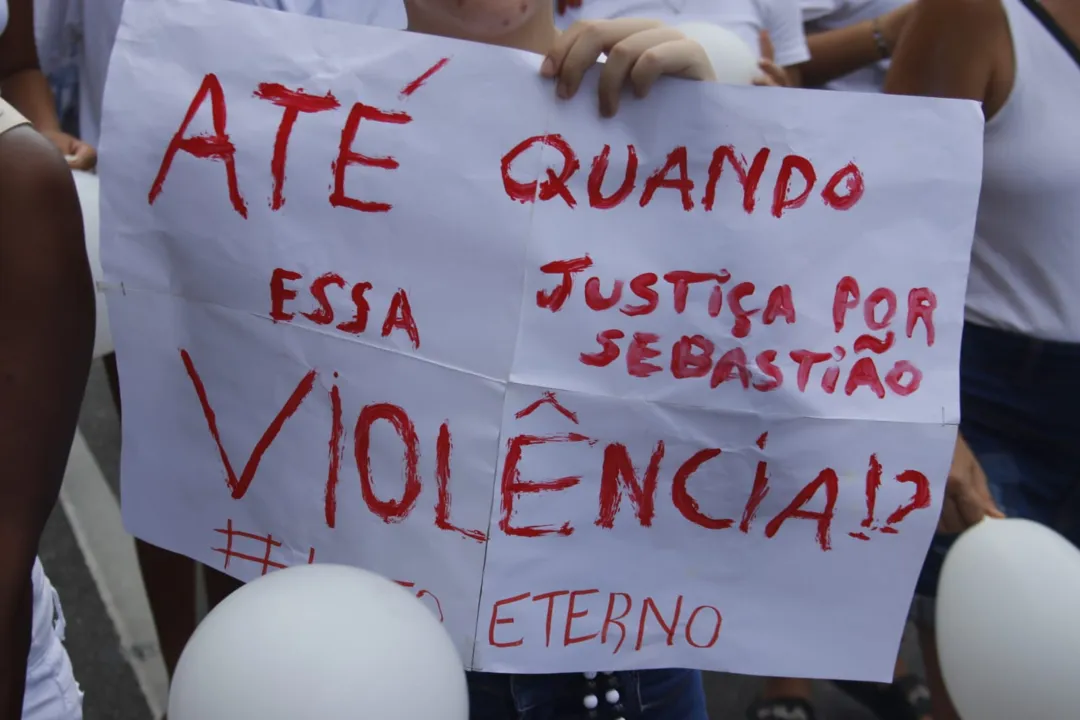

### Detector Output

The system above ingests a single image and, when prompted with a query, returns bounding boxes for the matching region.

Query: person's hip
[466,668,707,719]
[912,322,1080,621]
[23,560,82,720]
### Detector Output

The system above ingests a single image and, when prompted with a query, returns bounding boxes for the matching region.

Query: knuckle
[607,40,634,64]
[572,20,603,44]
[636,47,664,72]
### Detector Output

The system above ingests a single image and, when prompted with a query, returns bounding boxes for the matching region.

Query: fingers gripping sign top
[542,19,717,117]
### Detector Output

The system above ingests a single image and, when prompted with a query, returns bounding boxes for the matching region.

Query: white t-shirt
[32,0,125,148]
[799,0,906,92]
[557,0,810,67]
[33,0,406,150]
[237,0,406,26]
[29,0,391,151]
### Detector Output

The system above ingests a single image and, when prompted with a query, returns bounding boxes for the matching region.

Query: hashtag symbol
[212,519,287,575]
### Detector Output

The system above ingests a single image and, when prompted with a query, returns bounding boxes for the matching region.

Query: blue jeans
[913,323,1080,624]
[467,669,707,719]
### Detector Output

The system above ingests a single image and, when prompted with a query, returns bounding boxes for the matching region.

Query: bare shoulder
[0,127,84,269]
[915,0,1009,35]
[886,0,1009,101]
[919,0,1002,17]
[0,126,76,202]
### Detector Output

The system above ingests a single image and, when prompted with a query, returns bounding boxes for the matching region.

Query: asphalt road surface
[43,358,917,720]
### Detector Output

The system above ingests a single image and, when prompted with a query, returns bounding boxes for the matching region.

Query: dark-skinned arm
[0,0,97,168]
[0,0,60,132]
[883,0,1005,106]
[0,124,95,719]
[800,3,911,88]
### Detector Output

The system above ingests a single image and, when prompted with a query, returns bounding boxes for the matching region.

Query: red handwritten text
[501,138,865,216]
[269,267,421,349]
[487,589,722,653]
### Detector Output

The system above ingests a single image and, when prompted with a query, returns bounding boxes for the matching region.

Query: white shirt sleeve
[226,0,311,10]
[799,0,845,24]
[227,0,406,26]
[761,0,811,67]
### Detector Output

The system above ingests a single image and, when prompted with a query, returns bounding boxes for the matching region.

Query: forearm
[801,20,887,87]
[0,69,61,132]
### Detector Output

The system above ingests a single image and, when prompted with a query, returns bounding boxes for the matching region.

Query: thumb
[68,141,97,171]
[759,29,775,62]
[955,475,1005,528]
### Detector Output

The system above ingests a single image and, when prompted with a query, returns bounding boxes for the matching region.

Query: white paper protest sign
[100,0,983,679]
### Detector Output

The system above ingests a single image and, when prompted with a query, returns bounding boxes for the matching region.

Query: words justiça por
[182,349,931,554]
[541,262,937,398]
[146,69,864,218]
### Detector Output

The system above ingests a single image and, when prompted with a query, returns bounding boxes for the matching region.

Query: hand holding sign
[939,434,1004,534]
[542,19,717,116]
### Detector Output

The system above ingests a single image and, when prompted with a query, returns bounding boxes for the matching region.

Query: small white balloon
[168,564,468,720]
[937,518,1080,720]
[674,22,760,86]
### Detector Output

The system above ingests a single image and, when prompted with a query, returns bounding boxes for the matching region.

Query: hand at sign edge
[754,30,793,87]
[938,433,1005,535]
[40,129,97,170]
[753,59,791,87]
[540,18,716,118]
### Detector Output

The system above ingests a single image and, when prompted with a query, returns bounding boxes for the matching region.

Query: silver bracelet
[871,18,891,59]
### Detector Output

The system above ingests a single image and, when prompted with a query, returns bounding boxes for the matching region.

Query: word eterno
[488,589,723,654]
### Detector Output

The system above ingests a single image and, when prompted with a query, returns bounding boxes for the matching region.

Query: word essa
[488,588,722,654]
[501,135,865,217]
[210,519,445,620]
[181,347,931,552]
[269,267,421,349]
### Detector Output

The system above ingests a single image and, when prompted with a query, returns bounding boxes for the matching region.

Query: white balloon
[937,518,1080,720]
[674,22,760,86]
[70,169,114,359]
[168,564,468,720]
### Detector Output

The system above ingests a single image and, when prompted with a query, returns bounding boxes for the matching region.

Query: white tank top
[965,0,1080,342]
